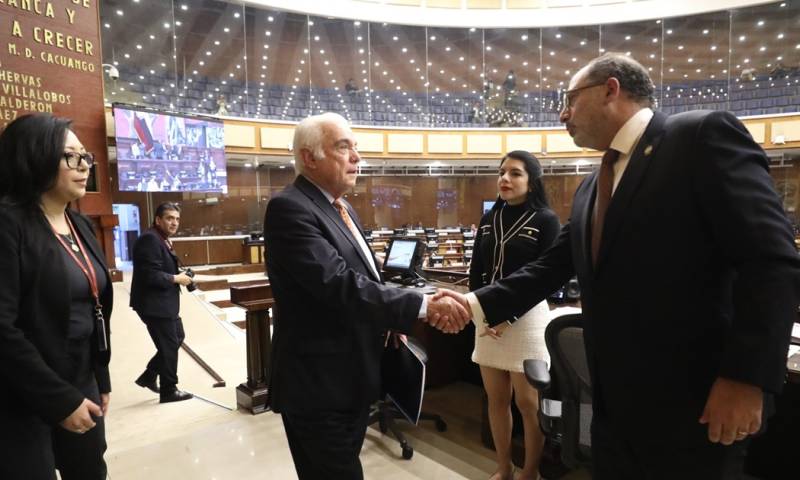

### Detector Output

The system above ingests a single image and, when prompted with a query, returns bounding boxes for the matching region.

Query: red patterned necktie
[333,199,362,241]
[591,149,620,266]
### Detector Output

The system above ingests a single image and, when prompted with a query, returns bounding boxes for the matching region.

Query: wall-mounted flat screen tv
[113,104,227,193]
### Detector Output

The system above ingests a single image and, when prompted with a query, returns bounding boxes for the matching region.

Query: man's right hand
[425,290,472,333]
[59,398,102,434]
[174,273,193,286]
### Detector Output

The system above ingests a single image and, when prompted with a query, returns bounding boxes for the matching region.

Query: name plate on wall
[1,0,110,214]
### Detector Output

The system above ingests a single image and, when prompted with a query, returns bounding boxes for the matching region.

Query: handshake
[423,289,472,334]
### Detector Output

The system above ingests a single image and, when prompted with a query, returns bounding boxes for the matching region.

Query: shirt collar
[303,175,337,204]
[609,108,654,157]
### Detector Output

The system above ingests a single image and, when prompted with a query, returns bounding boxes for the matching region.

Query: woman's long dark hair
[0,113,72,208]
[490,150,550,211]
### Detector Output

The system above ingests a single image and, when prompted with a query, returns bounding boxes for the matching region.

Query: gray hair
[292,112,350,175]
[584,53,655,107]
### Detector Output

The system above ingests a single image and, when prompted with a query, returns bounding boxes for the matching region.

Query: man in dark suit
[436,53,799,479]
[130,202,194,404]
[263,112,468,480]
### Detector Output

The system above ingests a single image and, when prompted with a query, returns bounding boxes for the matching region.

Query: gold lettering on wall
[1,0,99,128]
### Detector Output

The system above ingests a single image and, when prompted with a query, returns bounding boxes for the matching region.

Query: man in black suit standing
[130,202,194,404]
[263,112,468,480]
[436,53,799,479]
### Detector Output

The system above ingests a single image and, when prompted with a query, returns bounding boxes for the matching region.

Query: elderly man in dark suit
[263,112,468,480]
[130,202,194,404]
[436,53,799,479]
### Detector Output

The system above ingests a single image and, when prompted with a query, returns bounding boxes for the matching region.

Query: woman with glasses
[469,150,560,480]
[0,114,112,480]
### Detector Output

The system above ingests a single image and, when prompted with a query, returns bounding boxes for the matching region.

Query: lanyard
[49,213,108,351]
[51,214,101,305]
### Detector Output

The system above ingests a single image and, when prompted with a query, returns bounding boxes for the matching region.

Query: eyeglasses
[63,152,95,169]
[561,81,607,111]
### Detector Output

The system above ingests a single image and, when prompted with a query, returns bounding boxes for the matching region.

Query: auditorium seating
[119,65,800,127]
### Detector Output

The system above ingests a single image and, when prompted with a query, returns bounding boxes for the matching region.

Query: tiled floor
[104,273,590,479]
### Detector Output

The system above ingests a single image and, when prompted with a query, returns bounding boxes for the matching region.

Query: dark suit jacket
[130,228,180,319]
[264,175,424,413]
[0,205,113,425]
[475,110,800,442]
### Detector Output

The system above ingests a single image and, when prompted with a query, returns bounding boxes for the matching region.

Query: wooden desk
[172,235,249,266]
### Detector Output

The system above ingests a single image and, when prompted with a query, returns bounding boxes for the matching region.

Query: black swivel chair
[524,313,592,477]
[368,336,447,460]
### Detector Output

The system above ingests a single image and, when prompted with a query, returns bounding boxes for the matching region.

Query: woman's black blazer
[0,204,112,425]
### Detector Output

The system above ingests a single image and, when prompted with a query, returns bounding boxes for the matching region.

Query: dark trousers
[591,414,750,480]
[281,409,370,480]
[140,315,185,392]
[0,339,107,480]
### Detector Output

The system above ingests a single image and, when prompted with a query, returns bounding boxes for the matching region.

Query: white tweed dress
[471,300,551,372]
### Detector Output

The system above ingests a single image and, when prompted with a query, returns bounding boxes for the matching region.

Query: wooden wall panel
[467,0,502,8]
[467,134,502,154]
[225,124,256,148]
[744,122,766,144]
[260,126,294,150]
[388,133,424,153]
[428,134,463,153]
[208,239,246,264]
[771,120,800,143]
[173,240,209,266]
[427,0,463,7]
[506,134,543,153]
[542,174,588,223]
[354,131,384,152]
[547,133,583,152]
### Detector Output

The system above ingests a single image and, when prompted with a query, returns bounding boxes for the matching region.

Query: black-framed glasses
[561,81,607,111]
[63,152,95,169]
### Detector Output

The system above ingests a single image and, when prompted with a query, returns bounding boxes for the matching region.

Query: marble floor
[103,272,590,480]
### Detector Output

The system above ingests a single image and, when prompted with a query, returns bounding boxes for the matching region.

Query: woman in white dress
[469,150,560,480]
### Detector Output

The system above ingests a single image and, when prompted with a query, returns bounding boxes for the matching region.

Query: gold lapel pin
[644,145,653,156]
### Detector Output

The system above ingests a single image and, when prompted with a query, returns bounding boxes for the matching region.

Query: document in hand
[382,335,426,425]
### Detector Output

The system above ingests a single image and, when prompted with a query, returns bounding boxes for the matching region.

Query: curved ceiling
[243,0,776,28]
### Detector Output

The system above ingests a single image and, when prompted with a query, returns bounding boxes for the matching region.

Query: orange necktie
[591,149,620,266]
[333,199,362,241]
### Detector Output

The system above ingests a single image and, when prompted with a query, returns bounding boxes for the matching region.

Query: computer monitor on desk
[383,238,424,284]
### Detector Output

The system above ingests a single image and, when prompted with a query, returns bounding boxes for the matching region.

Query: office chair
[368,336,447,460]
[524,313,592,477]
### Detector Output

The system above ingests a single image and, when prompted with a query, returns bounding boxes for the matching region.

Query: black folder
[381,335,426,425]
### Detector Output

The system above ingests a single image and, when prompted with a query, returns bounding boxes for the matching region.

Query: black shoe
[160,390,193,403]
[135,373,160,394]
